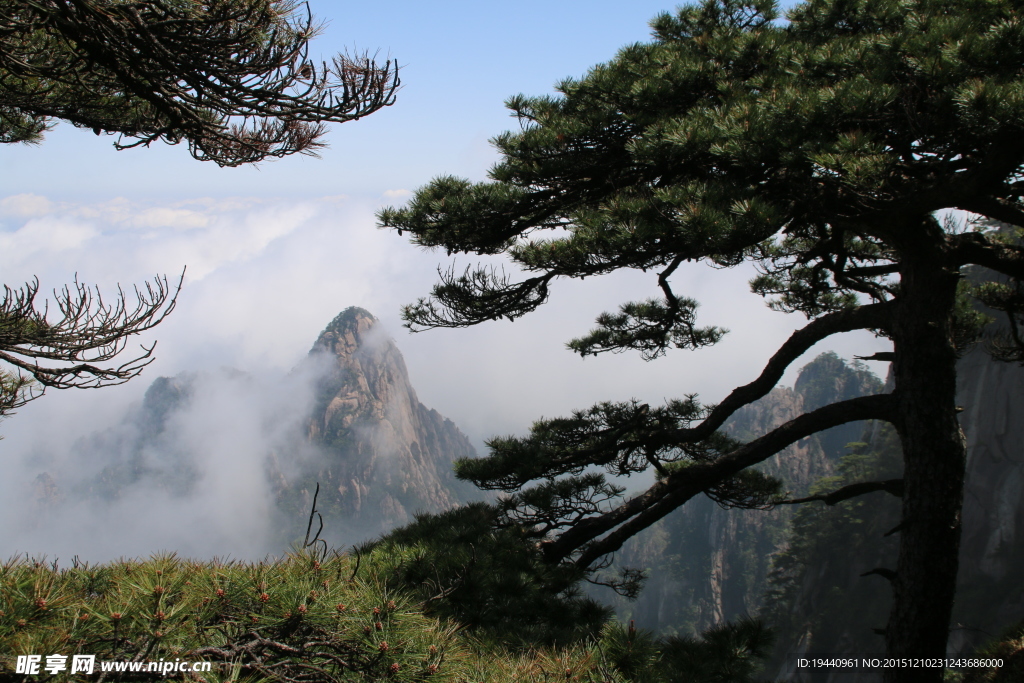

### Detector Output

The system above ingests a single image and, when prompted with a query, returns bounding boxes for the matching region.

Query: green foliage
[0,368,34,421]
[599,618,774,683]
[568,297,726,361]
[967,219,1024,362]
[600,622,663,683]
[457,398,739,490]
[957,621,1024,683]
[0,551,464,681]
[361,503,611,648]
[660,618,775,683]
[383,0,1024,308]
[954,277,996,356]
[0,544,777,683]
[1,0,399,165]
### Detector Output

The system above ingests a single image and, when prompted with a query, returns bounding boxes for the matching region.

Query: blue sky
[3,0,701,200]
[0,0,890,559]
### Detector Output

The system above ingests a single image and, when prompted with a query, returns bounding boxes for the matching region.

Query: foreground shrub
[0,551,465,681]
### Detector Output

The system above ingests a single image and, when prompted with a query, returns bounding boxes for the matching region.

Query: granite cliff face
[602,353,882,636]
[950,348,1024,651]
[761,348,1024,681]
[289,307,478,535]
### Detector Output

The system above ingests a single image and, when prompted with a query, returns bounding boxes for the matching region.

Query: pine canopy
[381,0,1024,676]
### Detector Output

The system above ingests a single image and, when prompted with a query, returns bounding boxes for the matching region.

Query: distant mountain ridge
[40,307,480,551]
[599,352,884,636]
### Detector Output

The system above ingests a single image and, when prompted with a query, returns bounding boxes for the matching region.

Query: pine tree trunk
[884,229,965,683]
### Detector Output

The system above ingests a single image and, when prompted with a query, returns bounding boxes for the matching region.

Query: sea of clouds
[0,192,892,562]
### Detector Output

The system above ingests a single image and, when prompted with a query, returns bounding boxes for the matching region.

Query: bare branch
[775,479,904,506]
[0,271,183,414]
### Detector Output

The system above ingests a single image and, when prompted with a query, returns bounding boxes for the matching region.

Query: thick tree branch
[775,479,904,506]
[665,302,892,443]
[949,231,1024,278]
[957,196,1024,231]
[844,264,902,277]
[541,393,896,567]
[461,303,890,493]
[855,352,896,362]
[861,567,898,583]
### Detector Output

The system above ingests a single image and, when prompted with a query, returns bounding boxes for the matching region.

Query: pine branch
[540,393,896,567]
[951,231,1024,279]
[668,302,892,443]
[1,0,400,165]
[775,479,904,506]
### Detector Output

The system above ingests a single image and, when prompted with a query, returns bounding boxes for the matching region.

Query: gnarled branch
[540,393,896,567]
[0,271,182,415]
[776,479,904,506]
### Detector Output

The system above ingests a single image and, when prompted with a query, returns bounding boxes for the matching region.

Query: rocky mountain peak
[296,308,479,537]
[312,307,378,352]
[306,308,418,438]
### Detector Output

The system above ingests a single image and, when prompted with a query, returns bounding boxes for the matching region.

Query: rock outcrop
[764,347,1024,680]
[951,347,1024,652]
[291,307,479,536]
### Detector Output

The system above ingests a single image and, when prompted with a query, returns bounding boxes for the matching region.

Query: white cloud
[0,193,54,218]
[131,207,210,230]
[0,367,325,561]
[0,215,98,256]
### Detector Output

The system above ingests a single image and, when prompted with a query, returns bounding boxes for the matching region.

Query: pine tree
[378,1,1024,679]
[1,0,399,165]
